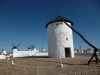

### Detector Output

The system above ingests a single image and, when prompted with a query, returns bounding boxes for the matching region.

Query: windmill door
[65,48,71,57]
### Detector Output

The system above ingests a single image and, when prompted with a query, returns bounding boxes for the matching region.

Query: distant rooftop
[46,15,73,28]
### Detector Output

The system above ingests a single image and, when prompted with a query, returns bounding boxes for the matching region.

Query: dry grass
[0,56,100,75]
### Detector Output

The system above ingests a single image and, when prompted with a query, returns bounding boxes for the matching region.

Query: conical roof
[12,46,17,49]
[46,15,73,28]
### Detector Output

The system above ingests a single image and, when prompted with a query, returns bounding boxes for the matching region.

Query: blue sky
[0,0,100,52]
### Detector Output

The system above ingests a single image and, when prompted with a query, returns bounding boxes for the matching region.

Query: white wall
[2,50,7,55]
[13,50,48,58]
[0,55,6,59]
[13,50,39,58]
[47,21,74,58]
[35,52,48,56]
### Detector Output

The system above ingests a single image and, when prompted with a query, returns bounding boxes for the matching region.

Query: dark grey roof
[46,15,73,28]
[12,46,17,49]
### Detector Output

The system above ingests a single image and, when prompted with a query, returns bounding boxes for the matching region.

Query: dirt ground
[0,56,100,75]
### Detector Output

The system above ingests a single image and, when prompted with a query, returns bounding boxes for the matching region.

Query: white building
[2,49,7,55]
[12,46,39,58]
[12,46,48,58]
[0,55,6,59]
[46,15,74,58]
[0,49,7,59]
[41,47,45,52]
[28,47,31,51]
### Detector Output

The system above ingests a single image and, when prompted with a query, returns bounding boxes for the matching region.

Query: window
[66,38,68,40]
[61,23,63,25]
[51,25,53,26]
[56,23,58,25]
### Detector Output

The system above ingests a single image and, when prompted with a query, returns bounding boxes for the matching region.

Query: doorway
[65,48,71,57]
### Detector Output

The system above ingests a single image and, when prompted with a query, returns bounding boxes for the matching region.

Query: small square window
[61,23,63,25]
[66,38,68,40]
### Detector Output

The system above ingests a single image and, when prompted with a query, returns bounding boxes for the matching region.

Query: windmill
[27,46,31,51]
[1,48,7,55]
[63,20,100,65]
[30,44,35,50]
[41,47,45,52]
[11,43,20,51]
[80,46,83,50]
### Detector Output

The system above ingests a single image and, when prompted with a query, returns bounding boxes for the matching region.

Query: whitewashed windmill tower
[12,43,20,52]
[1,48,7,55]
[27,46,31,51]
[12,46,18,52]
[46,15,74,58]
